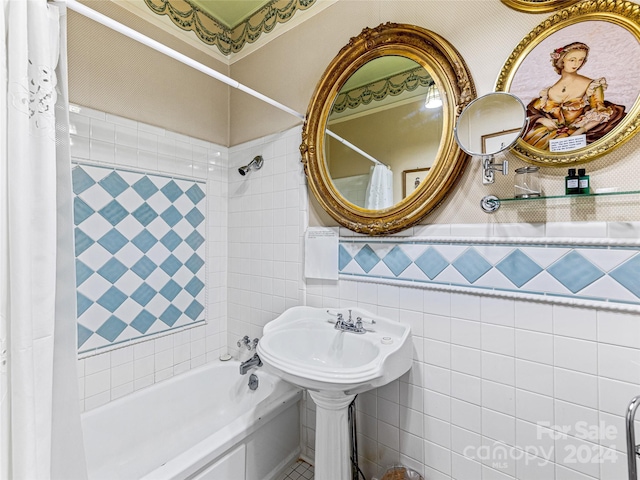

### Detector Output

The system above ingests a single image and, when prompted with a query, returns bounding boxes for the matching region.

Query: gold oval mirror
[300,23,476,235]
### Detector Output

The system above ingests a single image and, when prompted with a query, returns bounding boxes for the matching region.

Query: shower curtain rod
[64,0,385,167]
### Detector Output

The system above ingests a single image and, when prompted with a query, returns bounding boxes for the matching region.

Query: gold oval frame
[500,0,578,14]
[300,23,475,235]
[496,0,640,166]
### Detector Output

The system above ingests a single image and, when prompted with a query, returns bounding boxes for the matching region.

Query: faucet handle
[237,335,250,348]
[356,316,376,325]
[250,338,259,350]
[327,309,344,321]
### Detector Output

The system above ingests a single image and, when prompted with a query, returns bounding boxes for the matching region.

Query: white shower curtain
[1,1,87,478]
[364,163,393,209]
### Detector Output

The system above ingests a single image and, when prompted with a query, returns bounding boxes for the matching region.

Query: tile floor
[277,459,314,480]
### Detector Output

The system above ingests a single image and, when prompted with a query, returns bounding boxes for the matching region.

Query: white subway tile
[424,389,450,422]
[481,297,515,327]
[424,339,450,369]
[483,351,515,386]
[516,389,554,426]
[451,318,481,349]
[483,408,515,446]
[553,305,597,341]
[554,368,598,409]
[515,359,553,396]
[598,343,640,384]
[451,371,481,405]
[597,310,640,348]
[450,292,481,321]
[554,337,597,375]
[451,452,482,480]
[91,118,115,143]
[451,344,481,377]
[84,370,110,397]
[451,398,481,434]
[514,300,553,333]
[598,377,640,416]
[424,314,450,342]
[482,380,515,416]
[424,440,452,476]
[482,324,514,356]
[515,329,553,365]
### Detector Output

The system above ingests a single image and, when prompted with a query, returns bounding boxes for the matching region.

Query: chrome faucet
[332,309,367,334]
[239,352,262,375]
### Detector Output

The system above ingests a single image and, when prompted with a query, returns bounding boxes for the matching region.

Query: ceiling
[138,0,326,60]
[191,0,272,29]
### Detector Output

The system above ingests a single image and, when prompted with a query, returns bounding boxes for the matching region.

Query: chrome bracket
[480,195,500,213]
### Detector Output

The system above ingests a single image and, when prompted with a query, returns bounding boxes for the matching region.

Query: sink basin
[257,306,413,480]
[257,306,412,394]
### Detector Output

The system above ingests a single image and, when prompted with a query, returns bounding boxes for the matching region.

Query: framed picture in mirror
[481,128,523,155]
[496,0,640,166]
[402,168,430,198]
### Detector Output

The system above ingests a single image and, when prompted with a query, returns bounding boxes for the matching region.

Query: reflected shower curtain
[364,164,393,210]
[0,1,87,478]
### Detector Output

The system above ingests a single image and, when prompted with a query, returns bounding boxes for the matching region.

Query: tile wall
[303,223,640,480]
[226,126,307,358]
[69,105,228,411]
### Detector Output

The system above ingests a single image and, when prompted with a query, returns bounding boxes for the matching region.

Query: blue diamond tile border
[338,240,640,307]
[72,164,206,353]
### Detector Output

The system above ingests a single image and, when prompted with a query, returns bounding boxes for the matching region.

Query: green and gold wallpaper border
[332,67,434,114]
[143,0,317,55]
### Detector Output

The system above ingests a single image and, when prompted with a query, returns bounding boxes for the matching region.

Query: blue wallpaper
[72,164,206,353]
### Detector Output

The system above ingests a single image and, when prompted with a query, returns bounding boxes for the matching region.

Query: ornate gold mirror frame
[300,23,475,235]
[496,0,640,166]
[500,0,578,14]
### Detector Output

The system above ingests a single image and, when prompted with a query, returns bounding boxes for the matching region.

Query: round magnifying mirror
[454,92,527,156]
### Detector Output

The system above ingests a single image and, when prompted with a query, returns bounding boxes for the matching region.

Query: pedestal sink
[257,306,412,480]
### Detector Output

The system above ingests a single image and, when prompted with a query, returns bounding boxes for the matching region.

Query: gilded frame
[496,0,640,166]
[500,0,578,14]
[402,168,431,198]
[300,23,475,235]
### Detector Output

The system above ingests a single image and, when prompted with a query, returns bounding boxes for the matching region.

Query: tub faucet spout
[239,352,262,375]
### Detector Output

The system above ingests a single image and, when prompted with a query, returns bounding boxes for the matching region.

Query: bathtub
[81,360,302,480]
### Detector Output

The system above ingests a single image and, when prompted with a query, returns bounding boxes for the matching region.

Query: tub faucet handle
[237,335,250,349]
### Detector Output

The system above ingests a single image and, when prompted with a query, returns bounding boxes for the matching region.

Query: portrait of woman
[522,41,626,149]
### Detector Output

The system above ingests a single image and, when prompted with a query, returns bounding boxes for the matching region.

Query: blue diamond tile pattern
[97,258,128,284]
[96,316,127,342]
[338,240,640,307]
[339,245,353,271]
[414,247,449,280]
[185,184,205,204]
[496,249,543,288]
[132,230,158,253]
[354,245,381,273]
[74,198,94,225]
[453,248,492,283]
[72,164,206,353]
[132,256,157,279]
[99,172,129,197]
[608,255,640,297]
[548,251,604,293]
[99,200,128,226]
[132,176,158,200]
[383,246,412,277]
[72,166,96,194]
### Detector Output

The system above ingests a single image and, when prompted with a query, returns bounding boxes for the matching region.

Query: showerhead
[238,155,264,176]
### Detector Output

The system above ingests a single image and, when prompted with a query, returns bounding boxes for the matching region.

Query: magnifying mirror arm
[325,129,388,167]
[481,154,508,185]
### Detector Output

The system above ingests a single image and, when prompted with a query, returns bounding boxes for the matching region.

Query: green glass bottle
[578,168,590,194]
[565,168,579,195]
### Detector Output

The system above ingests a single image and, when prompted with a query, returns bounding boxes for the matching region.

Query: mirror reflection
[455,92,527,156]
[324,56,443,209]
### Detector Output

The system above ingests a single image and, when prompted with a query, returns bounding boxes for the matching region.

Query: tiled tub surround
[226,126,308,356]
[70,104,228,411]
[303,223,640,480]
[73,164,207,353]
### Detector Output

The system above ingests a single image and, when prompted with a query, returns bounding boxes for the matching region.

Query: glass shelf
[499,189,640,203]
[480,189,640,212]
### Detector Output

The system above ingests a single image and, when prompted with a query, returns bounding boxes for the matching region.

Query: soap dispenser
[565,168,579,195]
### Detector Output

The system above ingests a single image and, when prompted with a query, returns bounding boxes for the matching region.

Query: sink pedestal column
[308,391,356,480]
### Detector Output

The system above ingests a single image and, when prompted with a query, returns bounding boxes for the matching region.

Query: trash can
[373,465,423,480]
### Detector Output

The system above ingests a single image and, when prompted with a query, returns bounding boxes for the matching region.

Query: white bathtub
[81,360,302,480]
